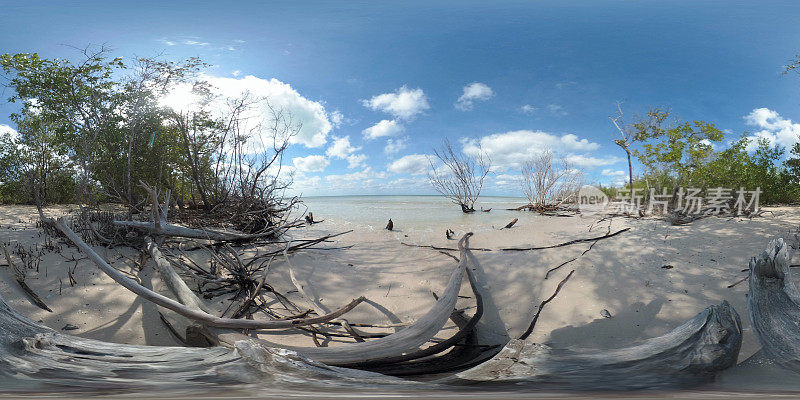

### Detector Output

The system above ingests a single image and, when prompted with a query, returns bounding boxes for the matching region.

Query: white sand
[2,204,798,363]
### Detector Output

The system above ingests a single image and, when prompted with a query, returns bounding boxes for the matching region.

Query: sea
[299,195,532,233]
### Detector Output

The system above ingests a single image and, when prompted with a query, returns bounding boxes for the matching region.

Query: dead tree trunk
[445,301,742,390]
[747,237,800,372]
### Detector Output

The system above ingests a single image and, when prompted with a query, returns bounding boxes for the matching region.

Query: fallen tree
[155,233,485,367]
[0,292,404,393]
[747,237,800,372]
[445,300,742,390]
[0,288,743,392]
[51,217,366,330]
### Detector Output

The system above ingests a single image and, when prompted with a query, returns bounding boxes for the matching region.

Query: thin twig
[502,228,630,251]
[519,269,575,340]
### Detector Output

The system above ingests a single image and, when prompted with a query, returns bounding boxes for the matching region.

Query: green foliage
[607,104,800,205]
[634,117,724,186]
[0,49,222,207]
[627,134,800,205]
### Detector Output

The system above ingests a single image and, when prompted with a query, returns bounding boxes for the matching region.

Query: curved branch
[52,217,365,330]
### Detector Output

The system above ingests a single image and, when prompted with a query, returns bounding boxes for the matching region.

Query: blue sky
[1,0,799,196]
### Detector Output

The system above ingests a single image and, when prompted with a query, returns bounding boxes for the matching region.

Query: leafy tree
[785,141,800,184]
[634,116,723,190]
[610,104,670,190]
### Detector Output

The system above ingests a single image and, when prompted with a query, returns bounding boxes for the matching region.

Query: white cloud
[518,104,567,116]
[347,154,368,169]
[384,136,409,155]
[325,136,366,169]
[326,135,360,159]
[330,110,344,128]
[362,86,429,120]
[455,82,494,111]
[160,74,334,148]
[743,107,800,151]
[326,167,387,184]
[547,104,567,116]
[362,119,404,139]
[292,155,329,173]
[232,70,241,77]
[156,38,176,46]
[293,175,322,190]
[0,124,18,140]
[462,130,601,169]
[601,169,626,177]
[564,154,623,168]
[387,154,431,175]
[492,174,524,186]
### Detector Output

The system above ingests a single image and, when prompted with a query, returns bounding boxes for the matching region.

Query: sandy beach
[2,199,797,366]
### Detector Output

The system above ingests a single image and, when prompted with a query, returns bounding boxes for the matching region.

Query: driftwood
[544,240,599,279]
[507,204,575,217]
[52,217,365,330]
[282,242,364,342]
[1,242,51,312]
[0,292,404,393]
[502,218,518,229]
[258,233,475,366]
[445,301,742,390]
[747,237,800,372]
[112,220,298,241]
[666,211,705,226]
[147,230,481,367]
[400,242,492,252]
[501,228,630,251]
[385,219,393,231]
[519,270,575,340]
[357,265,496,376]
[304,212,323,225]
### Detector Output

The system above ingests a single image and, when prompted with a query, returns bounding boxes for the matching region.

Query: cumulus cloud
[455,82,494,111]
[564,154,623,168]
[362,86,429,120]
[384,136,409,155]
[492,174,524,186]
[601,169,626,177]
[346,154,368,169]
[326,167,387,184]
[387,154,431,175]
[330,110,344,128]
[462,130,600,169]
[292,155,329,173]
[326,136,361,159]
[362,119,404,139]
[293,175,322,190]
[743,107,800,151]
[160,74,334,148]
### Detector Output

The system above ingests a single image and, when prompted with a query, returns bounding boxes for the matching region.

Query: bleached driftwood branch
[747,237,800,372]
[446,301,742,390]
[52,217,365,330]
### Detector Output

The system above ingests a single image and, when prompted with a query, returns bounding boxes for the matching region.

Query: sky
[1,0,799,196]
